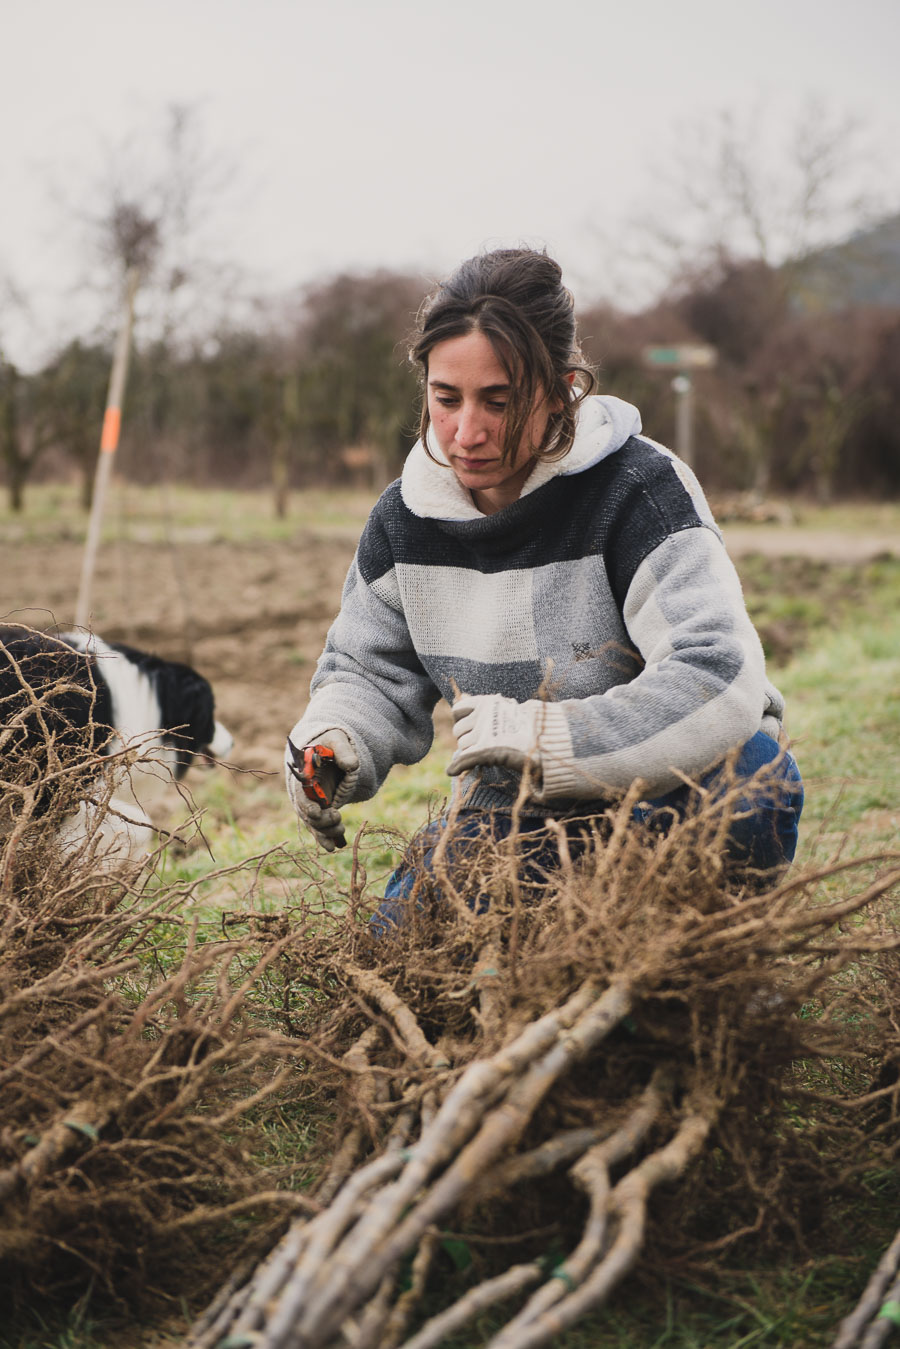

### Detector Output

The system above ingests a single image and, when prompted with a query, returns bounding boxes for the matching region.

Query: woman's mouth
[454,456,495,471]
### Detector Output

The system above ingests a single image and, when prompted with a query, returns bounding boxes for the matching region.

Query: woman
[284,248,802,911]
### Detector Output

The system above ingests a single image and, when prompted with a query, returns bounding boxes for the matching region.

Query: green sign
[643,344,717,370]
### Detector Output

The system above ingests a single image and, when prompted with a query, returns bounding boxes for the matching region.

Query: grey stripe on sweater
[291,408,782,811]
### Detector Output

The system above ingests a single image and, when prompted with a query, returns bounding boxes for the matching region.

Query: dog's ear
[182,673,216,748]
[156,666,216,772]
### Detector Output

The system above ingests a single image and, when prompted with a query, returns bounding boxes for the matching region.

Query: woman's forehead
[427,331,509,388]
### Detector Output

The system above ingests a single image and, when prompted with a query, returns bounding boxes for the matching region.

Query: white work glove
[284,727,359,852]
[447,694,546,781]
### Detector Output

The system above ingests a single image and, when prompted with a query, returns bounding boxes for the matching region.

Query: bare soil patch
[3,534,358,783]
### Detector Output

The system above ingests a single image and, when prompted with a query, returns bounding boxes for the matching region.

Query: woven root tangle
[0,653,323,1316]
[187,770,900,1349]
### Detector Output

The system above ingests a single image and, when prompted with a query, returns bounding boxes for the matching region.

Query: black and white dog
[0,625,233,863]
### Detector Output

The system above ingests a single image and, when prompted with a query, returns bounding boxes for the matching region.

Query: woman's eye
[434,396,458,408]
[487,400,508,412]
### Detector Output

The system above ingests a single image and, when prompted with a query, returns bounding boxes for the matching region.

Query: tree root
[7,714,898,1339]
[183,982,714,1349]
[833,1227,900,1348]
[183,797,900,1349]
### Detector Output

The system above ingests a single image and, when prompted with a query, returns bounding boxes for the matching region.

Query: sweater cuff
[536,703,581,799]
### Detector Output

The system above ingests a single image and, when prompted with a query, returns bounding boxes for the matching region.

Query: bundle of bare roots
[0,686,323,1319]
[189,765,900,1349]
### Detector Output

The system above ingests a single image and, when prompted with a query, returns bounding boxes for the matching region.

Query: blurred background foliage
[5,247,899,512]
[2,102,899,513]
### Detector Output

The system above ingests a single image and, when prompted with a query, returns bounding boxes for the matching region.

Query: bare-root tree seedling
[186,767,900,1349]
[0,642,324,1317]
[4,635,899,1342]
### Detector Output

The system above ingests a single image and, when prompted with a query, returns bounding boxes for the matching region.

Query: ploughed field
[2,510,896,845]
[3,532,358,787]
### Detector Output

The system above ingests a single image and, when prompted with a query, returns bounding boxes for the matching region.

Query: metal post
[74,266,140,629]
[672,373,694,467]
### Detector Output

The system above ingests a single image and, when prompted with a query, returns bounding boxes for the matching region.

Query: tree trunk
[273,372,300,520]
[1,362,26,513]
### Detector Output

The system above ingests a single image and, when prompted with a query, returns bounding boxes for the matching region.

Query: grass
[4,481,898,547]
[788,499,900,534]
[740,553,900,864]
[0,480,377,545]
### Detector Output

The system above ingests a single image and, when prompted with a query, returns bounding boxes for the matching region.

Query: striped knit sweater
[289,395,784,813]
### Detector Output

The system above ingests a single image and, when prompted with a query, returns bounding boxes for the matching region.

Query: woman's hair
[409,248,596,465]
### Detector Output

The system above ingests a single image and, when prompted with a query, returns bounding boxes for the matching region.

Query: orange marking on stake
[100,406,121,453]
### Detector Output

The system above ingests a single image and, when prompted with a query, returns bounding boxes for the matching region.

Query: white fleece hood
[401,395,643,521]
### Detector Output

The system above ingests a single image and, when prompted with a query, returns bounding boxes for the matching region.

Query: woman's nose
[455,403,488,448]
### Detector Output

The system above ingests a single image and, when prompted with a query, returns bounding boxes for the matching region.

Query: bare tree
[36,340,109,509]
[73,102,248,353]
[589,97,894,310]
[63,104,246,620]
[578,99,900,499]
[283,269,423,486]
[0,357,59,512]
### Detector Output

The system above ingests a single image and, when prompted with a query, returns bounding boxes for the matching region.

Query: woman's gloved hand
[284,727,359,852]
[447,694,546,779]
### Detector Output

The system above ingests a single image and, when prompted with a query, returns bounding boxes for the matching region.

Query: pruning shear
[286,740,344,808]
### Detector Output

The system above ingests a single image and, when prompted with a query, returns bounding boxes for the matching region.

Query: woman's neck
[470,459,537,515]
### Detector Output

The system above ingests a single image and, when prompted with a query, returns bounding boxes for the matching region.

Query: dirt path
[721,526,898,562]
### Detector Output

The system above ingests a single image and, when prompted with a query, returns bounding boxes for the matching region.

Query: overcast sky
[2,0,899,366]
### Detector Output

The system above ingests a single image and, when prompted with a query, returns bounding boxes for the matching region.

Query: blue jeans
[373,732,803,935]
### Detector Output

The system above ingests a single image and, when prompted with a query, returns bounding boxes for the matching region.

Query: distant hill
[790,214,900,311]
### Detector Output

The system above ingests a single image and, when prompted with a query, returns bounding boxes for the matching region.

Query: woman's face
[426,330,553,515]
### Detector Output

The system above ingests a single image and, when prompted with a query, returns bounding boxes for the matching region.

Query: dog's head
[108,643,233,779]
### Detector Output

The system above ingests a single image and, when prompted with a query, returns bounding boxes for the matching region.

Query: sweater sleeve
[537,524,769,798]
[287,521,441,804]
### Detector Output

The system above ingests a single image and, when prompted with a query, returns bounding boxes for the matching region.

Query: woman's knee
[637,732,803,873]
[715,733,804,871]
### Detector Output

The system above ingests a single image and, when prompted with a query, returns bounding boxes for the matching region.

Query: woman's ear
[548,372,577,413]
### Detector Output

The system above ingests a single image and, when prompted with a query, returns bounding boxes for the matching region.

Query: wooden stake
[74,266,140,630]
